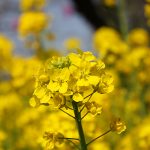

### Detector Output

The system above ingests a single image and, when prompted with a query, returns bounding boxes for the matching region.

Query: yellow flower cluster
[110,118,126,134]
[4,0,150,148]
[93,27,150,77]
[18,12,48,36]
[92,26,150,149]
[128,28,149,47]
[31,51,114,108]
[20,0,46,11]
[10,57,42,95]
[43,131,64,149]
[39,111,79,150]
[115,47,149,74]
[0,34,13,70]
[0,92,22,121]
[85,101,102,116]
[93,27,128,59]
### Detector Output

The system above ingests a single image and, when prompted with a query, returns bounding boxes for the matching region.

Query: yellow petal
[60,68,70,81]
[77,78,89,87]
[87,76,100,86]
[59,82,68,94]
[29,96,40,107]
[41,92,51,103]
[82,51,96,61]
[34,87,46,99]
[47,80,59,92]
[105,85,114,93]
[68,53,81,66]
[73,93,83,102]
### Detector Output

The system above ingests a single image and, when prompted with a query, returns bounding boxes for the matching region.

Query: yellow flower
[32,51,113,107]
[0,92,22,125]
[64,37,81,50]
[0,34,13,70]
[110,118,126,134]
[85,101,102,116]
[93,27,128,58]
[52,93,66,108]
[48,56,71,69]
[47,68,70,94]
[18,12,48,36]
[98,73,114,94]
[126,47,148,68]
[128,28,149,46]
[34,86,47,99]
[0,34,13,59]
[33,86,54,107]
[10,57,42,95]
[72,93,84,102]
[43,131,64,150]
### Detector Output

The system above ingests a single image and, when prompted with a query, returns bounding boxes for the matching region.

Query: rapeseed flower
[18,12,48,36]
[128,28,149,46]
[110,118,126,134]
[43,132,64,150]
[31,51,114,107]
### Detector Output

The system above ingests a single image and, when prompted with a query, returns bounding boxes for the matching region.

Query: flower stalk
[117,0,128,40]
[72,100,87,150]
[87,129,111,146]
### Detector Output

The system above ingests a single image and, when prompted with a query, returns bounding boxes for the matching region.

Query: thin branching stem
[117,0,128,40]
[80,91,95,113]
[67,139,80,150]
[59,137,79,140]
[59,108,75,119]
[87,129,111,146]
[66,106,74,110]
[81,112,89,120]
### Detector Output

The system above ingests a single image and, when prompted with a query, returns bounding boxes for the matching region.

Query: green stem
[87,129,111,146]
[72,101,87,150]
[81,112,89,120]
[80,91,95,113]
[59,137,79,140]
[67,140,80,150]
[59,108,75,119]
[117,0,128,40]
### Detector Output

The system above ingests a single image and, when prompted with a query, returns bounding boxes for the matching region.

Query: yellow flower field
[0,0,150,150]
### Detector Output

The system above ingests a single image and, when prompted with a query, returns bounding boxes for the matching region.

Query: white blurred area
[0,0,94,55]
